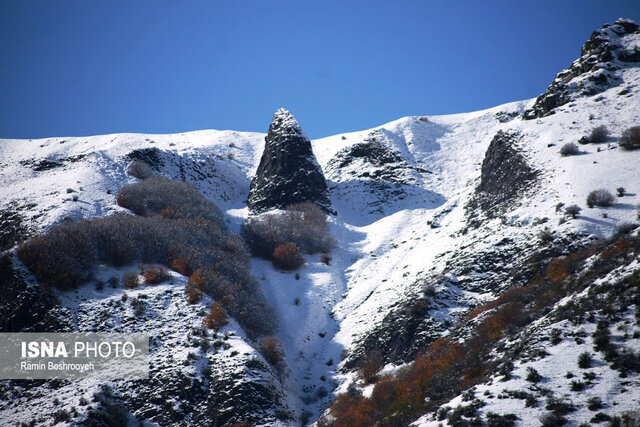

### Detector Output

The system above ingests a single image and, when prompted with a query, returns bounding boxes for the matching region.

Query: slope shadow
[328,178,446,227]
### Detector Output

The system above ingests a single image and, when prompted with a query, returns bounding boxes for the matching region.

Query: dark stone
[467,131,538,220]
[248,109,333,214]
[0,254,67,332]
[618,47,640,62]
[126,148,165,171]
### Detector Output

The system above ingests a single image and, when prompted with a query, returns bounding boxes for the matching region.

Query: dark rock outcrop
[248,109,333,214]
[524,18,640,120]
[467,131,538,221]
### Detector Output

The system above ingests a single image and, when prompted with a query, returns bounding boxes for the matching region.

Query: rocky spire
[247,109,334,214]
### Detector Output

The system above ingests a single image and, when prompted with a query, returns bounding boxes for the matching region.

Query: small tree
[272,242,305,270]
[619,126,640,150]
[616,187,626,197]
[587,189,615,208]
[565,205,582,219]
[560,142,580,156]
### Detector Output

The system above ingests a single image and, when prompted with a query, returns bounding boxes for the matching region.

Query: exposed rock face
[467,131,538,221]
[524,18,640,120]
[248,109,333,214]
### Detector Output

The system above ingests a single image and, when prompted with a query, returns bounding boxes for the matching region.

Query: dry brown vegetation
[326,232,640,426]
[141,264,171,284]
[203,302,229,330]
[272,242,305,270]
[16,176,275,337]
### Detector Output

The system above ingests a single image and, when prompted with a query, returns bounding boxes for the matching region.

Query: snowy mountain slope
[1,18,640,426]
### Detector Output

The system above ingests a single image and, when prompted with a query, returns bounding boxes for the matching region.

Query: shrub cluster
[17,177,275,337]
[619,126,640,150]
[241,202,334,259]
[116,176,225,227]
[326,236,639,426]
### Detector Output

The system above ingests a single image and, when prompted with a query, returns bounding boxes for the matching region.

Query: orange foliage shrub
[331,393,374,427]
[123,271,139,288]
[141,264,170,284]
[261,337,285,367]
[203,302,229,330]
[272,242,305,270]
[601,238,630,259]
[186,287,203,304]
[476,302,524,342]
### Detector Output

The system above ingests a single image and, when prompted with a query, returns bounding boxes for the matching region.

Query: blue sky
[1,1,639,140]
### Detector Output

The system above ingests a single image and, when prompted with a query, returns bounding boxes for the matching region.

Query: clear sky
[1,1,639,140]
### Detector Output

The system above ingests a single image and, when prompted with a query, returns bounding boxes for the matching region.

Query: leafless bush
[560,142,580,156]
[587,189,615,208]
[620,126,640,151]
[241,202,335,258]
[126,160,154,179]
[17,176,275,337]
[117,176,224,227]
[588,125,610,143]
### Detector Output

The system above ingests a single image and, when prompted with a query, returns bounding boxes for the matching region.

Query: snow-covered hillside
[1,18,639,427]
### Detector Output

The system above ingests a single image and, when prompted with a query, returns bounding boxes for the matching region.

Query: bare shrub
[203,302,229,330]
[126,160,153,179]
[538,228,554,243]
[620,126,640,151]
[565,205,582,218]
[141,264,170,284]
[117,176,224,227]
[272,243,305,270]
[586,189,615,208]
[17,175,275,337]
[560,142,580,156]
[588,125,610,143]
[241,201,334,259]
[261,337,285,367]
[359,351,383,384]
[123,271,139,289]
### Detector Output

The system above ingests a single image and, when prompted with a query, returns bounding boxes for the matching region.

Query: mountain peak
[524,18,639,120]
[269,108,305,138]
